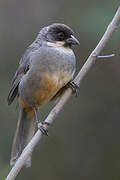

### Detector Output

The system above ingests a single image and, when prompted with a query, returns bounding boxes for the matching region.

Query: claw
[38,123,48,136]
[67,81,79,96]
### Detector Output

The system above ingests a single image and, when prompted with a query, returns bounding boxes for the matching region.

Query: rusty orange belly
[18,72,72,110]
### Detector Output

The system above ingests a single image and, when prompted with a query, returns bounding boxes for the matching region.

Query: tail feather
[10,108,35,167]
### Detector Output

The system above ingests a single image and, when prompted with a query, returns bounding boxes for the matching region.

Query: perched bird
[8,23,79,167]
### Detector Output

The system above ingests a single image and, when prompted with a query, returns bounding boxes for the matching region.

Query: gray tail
[10,108,36,167]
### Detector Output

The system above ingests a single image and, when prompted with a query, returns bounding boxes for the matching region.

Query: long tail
[10,108,36,167]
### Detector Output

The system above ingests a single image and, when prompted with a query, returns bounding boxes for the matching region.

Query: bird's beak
[66,35,80,46]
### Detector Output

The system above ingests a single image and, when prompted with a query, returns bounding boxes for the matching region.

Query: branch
[97,54,115,58]
[6,6,120,180]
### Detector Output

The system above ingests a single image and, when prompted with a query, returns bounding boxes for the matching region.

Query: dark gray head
[37,23,80,48]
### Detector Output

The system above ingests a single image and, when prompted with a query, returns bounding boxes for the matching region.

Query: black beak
[66,35,80,46]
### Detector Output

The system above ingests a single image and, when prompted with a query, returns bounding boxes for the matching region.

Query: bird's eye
[57,32,65,41]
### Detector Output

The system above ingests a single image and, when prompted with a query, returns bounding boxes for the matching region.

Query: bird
[8,23,79,167]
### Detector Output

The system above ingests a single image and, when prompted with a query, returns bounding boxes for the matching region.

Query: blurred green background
[1,0,120,179]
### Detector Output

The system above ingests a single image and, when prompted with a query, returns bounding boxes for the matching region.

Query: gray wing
[7,41,41,105]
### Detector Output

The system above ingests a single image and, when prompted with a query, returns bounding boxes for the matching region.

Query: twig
[97,54,115,58]
[6,6,120,180]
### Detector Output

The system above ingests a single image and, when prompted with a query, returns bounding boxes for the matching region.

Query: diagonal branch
[6,6,120,180]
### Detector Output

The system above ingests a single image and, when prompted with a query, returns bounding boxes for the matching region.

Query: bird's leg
[33,106,48,136]
[67,81,79,96]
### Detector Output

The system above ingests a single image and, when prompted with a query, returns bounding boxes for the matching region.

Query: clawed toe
[38,123,48,136]
[67,81,79,96]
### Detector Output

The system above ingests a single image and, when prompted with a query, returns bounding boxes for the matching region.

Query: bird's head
[39,23,80,48]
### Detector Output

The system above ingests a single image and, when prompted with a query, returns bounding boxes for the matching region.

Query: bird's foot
[33,106,49,136]
[38,122,49,136]
[67,81,79,96]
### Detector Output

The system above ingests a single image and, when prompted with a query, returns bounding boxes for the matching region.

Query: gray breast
[30,46,76,75]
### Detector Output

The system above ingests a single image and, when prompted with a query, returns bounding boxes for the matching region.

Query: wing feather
[7,40,42,105]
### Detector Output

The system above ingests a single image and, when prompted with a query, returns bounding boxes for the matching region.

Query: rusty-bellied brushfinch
[8,23,79,167]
